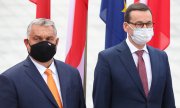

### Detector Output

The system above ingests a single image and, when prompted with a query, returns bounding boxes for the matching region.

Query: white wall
[0,0,179,107]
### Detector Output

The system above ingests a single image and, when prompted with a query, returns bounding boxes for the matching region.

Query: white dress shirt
[30,57,63,102]
[126,38,152,90]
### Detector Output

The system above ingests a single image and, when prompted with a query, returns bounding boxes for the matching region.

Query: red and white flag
[128,0,170,50]
[29,0,50,19]
[65,0,88,83]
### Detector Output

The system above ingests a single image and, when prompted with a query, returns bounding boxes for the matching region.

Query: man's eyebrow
[47,35,54,37]
[135,21,152,23]
[34,35,41,37]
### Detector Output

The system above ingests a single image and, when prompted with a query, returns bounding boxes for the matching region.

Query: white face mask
[129,25,154,45]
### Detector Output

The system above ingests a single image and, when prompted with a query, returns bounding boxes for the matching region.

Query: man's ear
[24,38,31,49]
[56,38,59,46]
[24,38,31,53]
[123,22,129,32]
[24,39,29,46]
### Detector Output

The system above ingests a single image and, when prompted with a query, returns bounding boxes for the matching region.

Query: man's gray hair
[27,18,57,36]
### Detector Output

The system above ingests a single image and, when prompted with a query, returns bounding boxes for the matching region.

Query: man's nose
[42,38,48,41]
[143,24,148,28]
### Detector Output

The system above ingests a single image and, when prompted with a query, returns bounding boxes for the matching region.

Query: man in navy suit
[93,3,176,108]
[0,18,86,108]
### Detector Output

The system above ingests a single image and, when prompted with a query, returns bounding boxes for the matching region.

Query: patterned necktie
[45,69,63,108]
[135,50,149,97]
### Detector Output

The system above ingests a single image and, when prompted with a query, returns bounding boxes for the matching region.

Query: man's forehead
[31,24,53,30]
[30,25,54,33]
[130,10,152,22]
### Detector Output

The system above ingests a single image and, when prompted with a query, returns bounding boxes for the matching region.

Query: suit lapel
[147,46,160,99]
[116,41,146,98]
[23,57,59,108]
[54,60,68,108]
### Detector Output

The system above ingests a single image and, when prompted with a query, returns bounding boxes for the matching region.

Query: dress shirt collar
[126,37,149,54]
[30,56,57,75]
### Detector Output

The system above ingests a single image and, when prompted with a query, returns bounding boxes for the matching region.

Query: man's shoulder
[99,42,127,57]
[147,45,167,55]
[1,59,27,78]
[54,59,77,69]
[54,59,79,75]
[54,59,83,85]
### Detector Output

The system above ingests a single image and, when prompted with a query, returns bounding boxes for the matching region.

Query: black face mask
[29,41,56,62]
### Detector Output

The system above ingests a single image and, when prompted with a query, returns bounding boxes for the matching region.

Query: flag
[133,0,170,50]
[65,0,88,84]
[29,0,50,19]
[100,0,127,49]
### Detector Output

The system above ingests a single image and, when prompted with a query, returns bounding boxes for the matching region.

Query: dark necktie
[135,50,149,97]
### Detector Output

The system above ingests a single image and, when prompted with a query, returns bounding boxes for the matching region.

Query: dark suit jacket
[0,57,86,108]
[93,41,176,108]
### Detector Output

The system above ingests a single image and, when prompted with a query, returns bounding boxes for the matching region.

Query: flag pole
[83,9,88,101]
[83,40,87,99]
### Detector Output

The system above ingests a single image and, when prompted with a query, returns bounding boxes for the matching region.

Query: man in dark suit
[93,3,176,108]
[0,18,86,108]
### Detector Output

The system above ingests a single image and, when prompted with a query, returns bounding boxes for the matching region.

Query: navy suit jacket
[93,41,176,108]
[0,57,86,108]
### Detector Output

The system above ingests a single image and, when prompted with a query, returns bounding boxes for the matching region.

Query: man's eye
[135,23,144,27]
[47,37,54,41]
[146,23,153,26]
[33,37,41,40]
[136,23,143,26]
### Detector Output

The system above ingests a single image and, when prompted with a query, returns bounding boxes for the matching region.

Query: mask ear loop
[126,23,135,39]
[127,23,135,30]
[55,39,58,45]
[26,39,33,55]
[52,38,58,51]
[26,38,32,47]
